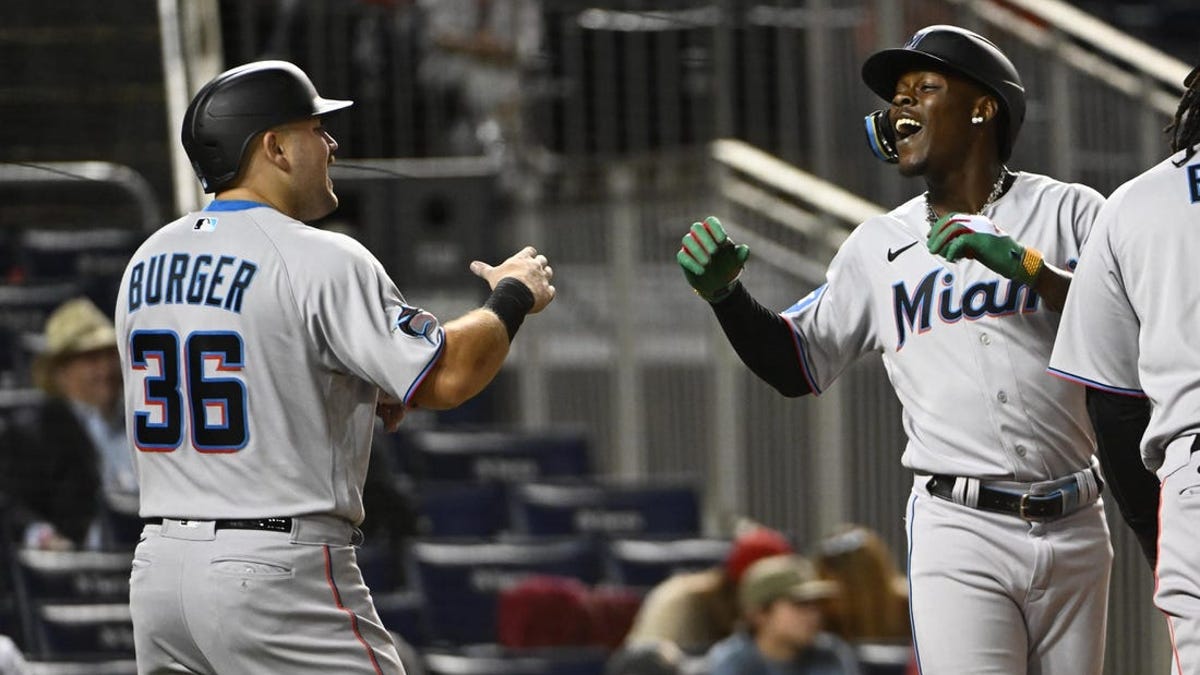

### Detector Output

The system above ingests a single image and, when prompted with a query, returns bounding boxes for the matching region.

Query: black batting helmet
[181,60,353,193]
[861,25,1026,161]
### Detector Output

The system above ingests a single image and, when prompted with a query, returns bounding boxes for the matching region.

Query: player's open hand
[470,246,556,313]
[677,216,750,302]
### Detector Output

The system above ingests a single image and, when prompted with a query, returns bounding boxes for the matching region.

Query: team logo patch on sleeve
[392,304,441,346]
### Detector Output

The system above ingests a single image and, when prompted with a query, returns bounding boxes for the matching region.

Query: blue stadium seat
[14,550,132,604]
[407,538,602,645]
[0,388,44,439]
[509,482,701,538]
[423,646,609,675]
[605,537,732,587]
[36,603,135,660]
[394,429,591,482]
[373,590,429,648]
[19,228,143,311]
[10,549,135,661]
[416,481,509,537]
[0,282,81,387]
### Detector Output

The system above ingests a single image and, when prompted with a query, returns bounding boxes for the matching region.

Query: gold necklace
[925,166,1009,226]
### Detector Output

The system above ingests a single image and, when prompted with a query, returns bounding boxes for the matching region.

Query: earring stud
[971,115,984,125]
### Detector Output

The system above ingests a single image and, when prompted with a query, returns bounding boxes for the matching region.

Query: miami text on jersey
[127,252,258,314]
[892,268,1039,349]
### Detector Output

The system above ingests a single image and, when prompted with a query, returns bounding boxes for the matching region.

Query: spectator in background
[417,0,542,160]
[624,522,793,654]
[814,525,911,645]
[0,298,138,551]
[707,555,861,675]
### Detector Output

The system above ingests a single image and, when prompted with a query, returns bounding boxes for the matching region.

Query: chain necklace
[925,166,1010,226]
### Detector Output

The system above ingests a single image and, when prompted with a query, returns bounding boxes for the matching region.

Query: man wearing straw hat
[0,297,138,550]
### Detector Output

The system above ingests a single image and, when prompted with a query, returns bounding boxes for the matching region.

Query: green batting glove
[676,216,750,302]
[929,213,1043,286]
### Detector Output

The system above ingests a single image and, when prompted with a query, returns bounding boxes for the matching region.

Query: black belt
[145,517,293,533]
[926,474,1098,522]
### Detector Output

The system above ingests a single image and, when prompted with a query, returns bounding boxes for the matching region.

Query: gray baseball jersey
[780,171,1112,673]
[1049,148,1200,670]
[782,171,1102,481]
[116,200,443,523]
[116,200,438,674]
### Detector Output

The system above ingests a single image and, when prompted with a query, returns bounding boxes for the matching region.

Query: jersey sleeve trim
[401,328,447,406]
[1047,367,1146,398]
[782,316,823,396]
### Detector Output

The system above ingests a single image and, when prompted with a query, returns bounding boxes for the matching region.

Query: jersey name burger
[126,251,258,314]
[892,267,1039,349]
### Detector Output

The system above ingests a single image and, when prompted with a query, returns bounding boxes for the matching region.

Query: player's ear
[259,129,291,172]
[970,96,999,125]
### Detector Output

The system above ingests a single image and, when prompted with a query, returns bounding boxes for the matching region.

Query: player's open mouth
[895,117,923,141]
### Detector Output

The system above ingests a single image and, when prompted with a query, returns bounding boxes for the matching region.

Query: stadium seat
[0,282,81,387]
[0,388,44,438]
[13,550,132,604]
[10,549,135,661]
[407,538,602,645]
[423,646,609,675]
[416,481,509,537]
[605,537,732,587]
[393,428,591,482]
[509,482,701,538]
[36,603,135,660]
[373,590,429,648]
[18,228,142,311]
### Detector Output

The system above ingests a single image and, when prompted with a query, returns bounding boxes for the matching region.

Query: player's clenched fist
[470,246,556,313]
[677,216,750,302]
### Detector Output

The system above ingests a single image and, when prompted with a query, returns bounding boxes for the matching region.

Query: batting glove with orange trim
[927,212,1043,286]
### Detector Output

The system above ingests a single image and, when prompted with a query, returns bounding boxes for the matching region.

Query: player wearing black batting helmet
[119,59,555,673]
[677,23,1111,674]
[862,25,1025,164]
[181,60,353,193]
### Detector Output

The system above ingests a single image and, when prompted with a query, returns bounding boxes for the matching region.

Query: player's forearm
[1086,388,1158,568]
[1033,262,1071,312]
[408,309,510,410]
[711,282,812,397]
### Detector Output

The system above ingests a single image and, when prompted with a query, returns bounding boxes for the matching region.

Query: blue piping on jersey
[204,199,271,212]
[1046,367,1147,397]
[402,329,447,406]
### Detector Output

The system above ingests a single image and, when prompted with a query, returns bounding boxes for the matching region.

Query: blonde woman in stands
[813,525,910,645]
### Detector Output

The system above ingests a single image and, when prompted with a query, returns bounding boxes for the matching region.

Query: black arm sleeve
[1086,388,1158,569]
[709,282,812,397]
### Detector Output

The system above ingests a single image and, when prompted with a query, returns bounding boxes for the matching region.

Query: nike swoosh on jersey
[887,241,919,262]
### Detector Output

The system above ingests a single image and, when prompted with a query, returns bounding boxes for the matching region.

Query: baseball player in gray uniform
[1049,64,1200,673]
[115,60,554,674]
[677,27,1111,673]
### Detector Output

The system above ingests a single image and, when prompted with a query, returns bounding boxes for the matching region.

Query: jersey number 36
[130,330,248,453]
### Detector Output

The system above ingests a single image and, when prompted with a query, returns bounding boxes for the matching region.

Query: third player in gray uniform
[117,60,554,674]
[677,27,1110,673]
[1049,63,1200,673]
